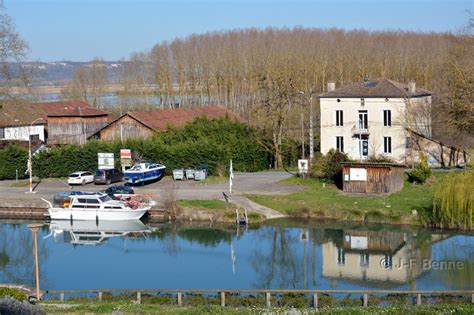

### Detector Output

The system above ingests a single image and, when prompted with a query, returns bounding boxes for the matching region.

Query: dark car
[94,168,123,185]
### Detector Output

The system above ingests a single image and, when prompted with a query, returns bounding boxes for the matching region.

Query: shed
[341,162,405,194]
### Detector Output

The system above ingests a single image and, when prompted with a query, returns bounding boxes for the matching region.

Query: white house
[319,79,433,164]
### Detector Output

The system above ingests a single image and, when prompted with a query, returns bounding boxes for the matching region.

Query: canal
[0,219,472,291]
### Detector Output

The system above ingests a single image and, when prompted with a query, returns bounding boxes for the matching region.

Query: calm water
[0,219,472,291]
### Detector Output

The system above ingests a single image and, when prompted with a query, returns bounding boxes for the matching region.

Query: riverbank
[248,174,443,227]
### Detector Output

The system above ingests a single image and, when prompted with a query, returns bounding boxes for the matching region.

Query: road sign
[98,153,114,169]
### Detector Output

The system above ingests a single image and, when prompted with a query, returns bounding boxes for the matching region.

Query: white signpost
[98,153,114,170]
[298,159,309,175]
[120,149,132,171]
[349,168,367,181]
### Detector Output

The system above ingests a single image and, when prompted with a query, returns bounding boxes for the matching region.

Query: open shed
[341,162,406,194]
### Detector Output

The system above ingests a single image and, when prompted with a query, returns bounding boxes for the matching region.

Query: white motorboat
[48,219,150,245]
[42,192,150,221]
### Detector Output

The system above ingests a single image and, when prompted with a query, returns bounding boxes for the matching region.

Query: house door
[359,139,369,158]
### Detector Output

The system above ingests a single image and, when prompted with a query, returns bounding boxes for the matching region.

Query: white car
[67,171,94,185]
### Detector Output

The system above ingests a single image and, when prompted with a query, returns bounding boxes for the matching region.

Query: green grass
[177,199,235,210]
[249,174,444,225]
[9,177,67,187]
[40,302,474,314]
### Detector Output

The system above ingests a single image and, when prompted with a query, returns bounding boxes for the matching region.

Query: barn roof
[0,100,95,127]
[127,105,243,130]
[47,106,108,117]
[320,79,432,98]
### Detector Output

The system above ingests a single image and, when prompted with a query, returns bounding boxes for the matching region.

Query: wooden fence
[44,288,474,309]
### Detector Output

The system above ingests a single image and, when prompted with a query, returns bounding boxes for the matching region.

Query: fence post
[137,291,141,304]
[220,292,225,307]
[313,293,318,310]
[177,292,182,306]
[98,292,102,302]
[266,292,271,307]
[416,294,421,305]
[60,292,64,302]
[363,294,368,307]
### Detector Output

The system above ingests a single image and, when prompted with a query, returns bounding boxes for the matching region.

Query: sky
[5,0,473,62]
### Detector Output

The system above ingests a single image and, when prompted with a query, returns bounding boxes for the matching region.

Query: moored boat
[42,192,150,221]
[123,162,166,184]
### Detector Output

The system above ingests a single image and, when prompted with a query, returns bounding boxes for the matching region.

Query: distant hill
[2,61,125,86]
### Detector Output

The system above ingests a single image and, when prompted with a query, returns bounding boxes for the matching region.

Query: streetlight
[26,117,44,194]
[28,223,43,301]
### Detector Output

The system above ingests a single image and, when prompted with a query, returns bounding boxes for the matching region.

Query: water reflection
[47,220,151,246]
[0,220,472,291]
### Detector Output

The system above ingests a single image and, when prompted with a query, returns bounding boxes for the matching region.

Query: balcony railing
[352,124,369,136]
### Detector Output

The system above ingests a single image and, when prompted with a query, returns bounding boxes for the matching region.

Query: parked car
[94,168,123,185]
[67,171,94,185]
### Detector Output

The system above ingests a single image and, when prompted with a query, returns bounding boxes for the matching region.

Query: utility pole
[309,92,314,161]
[301,112,305,159]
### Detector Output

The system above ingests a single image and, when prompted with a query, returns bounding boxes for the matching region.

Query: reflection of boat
[42,192,150,221]
[49,220,150,245]
[123,163,166,184]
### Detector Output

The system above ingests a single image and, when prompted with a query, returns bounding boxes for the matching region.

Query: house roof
[320,79,433,98]
[0,100,94,127]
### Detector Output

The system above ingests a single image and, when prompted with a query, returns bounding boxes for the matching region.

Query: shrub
[0,145,28,180]
[0,297,45,315]
[407,153,432,184]
[310,149,349,183]
[368,154,394,163]
[0,287,27,301]
[432,171,473,229]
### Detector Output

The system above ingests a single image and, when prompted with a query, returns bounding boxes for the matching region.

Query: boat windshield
[99,195,112,203]
[131,165,142,171]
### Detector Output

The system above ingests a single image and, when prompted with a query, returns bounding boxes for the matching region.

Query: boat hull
[124,165,166,184]
[47,207,149,221]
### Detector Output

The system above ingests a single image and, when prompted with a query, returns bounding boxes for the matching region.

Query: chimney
[408,81,416,94]
[327,81,335,92]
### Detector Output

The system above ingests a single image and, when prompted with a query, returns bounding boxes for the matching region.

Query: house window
[335,110,343,126]
[336,136,344,152]
[0,128,4,139]
[406,137,413,149]
[337,247,345,265]
[358,110,368,130]
[30,134,40,141]
[383,110,392,127]
[384,137,392,154]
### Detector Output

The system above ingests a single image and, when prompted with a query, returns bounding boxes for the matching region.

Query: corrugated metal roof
[320,79,432,98]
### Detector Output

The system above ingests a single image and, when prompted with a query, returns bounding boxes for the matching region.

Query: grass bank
[176,199,264,223]
[40,302,474,314]
[248,174,445,226]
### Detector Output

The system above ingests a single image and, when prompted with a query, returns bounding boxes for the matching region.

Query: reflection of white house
[320,79,469,166]
[322,230,429,288]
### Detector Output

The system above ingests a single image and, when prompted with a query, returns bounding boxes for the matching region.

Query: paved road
[0,172,304,218]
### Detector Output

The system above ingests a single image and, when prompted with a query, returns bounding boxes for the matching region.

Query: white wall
[2,125,45,142]
[320,97,409,162]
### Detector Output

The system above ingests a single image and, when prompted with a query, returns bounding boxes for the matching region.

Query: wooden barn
[92,105,243,142]
[47,107,109,145]
[341,162,405,194]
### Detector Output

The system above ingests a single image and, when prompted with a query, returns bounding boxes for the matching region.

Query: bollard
[363,294,368,307]
[98,292,102,302]
[220,292,225,307]
[137,292,141,304]
[177,292,182,306]
[265,292,271,307]
[60,293,64,302]
[313,293,318,310]
[416,294,421,305]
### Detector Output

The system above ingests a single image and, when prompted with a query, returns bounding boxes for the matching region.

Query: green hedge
[29,117,269,178]
[0,145,28,180]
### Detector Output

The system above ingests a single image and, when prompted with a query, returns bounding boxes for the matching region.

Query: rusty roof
[0,100,94,127]
[320,79,432,98]
[127,105,243,130]
[47,106,109,117]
